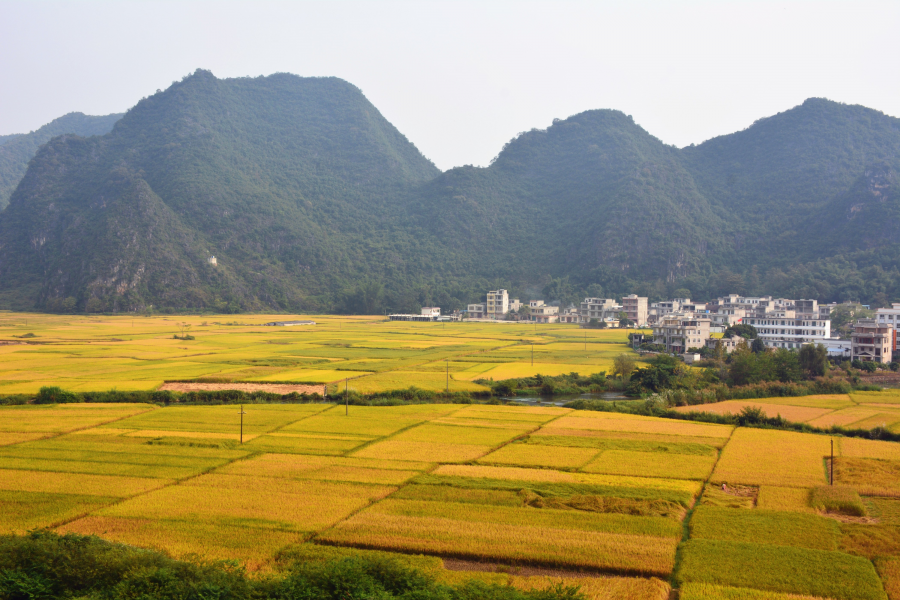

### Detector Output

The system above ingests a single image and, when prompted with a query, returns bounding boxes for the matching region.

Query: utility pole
[830,439,834,486]
[446,359,449,393]
[345,378,349,415]
[238,405,246,444]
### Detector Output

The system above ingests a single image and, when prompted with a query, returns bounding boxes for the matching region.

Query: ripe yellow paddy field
[0,313,632,393]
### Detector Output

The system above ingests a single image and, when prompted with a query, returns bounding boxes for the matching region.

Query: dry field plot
[671,400,834,423]
[4,395,900,597]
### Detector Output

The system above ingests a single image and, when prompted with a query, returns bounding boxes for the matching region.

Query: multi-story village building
[579,298,622,324]
[876,304,900,353]
[704,336,747,354]
[622,295,648,325]
[486,289,509,320]
[652,314,712,354]
[743,310,831,349]
[851,319,894,363]
[558,306,579,323]
[529,300,559,324]
[467,303,486,319]
[508,298,522,313]
[649,298,705,323]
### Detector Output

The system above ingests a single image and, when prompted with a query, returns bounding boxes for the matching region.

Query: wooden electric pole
[345,378,349,415]
[238,405,246,444]
[830,439,834,486]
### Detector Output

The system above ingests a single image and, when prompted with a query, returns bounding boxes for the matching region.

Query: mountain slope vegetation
[0,112,122,210]
[1,70,899,313]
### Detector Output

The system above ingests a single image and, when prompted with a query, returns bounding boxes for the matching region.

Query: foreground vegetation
[0,531,586,600]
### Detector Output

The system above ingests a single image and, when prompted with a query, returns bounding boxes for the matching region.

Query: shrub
[34,386,80,404]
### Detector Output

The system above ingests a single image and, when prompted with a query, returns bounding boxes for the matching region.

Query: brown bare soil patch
[159,382,325,395]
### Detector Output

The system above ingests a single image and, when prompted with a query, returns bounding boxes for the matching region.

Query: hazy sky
[1,0,897,170]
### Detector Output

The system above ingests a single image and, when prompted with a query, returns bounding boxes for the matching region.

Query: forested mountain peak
[2,78,900,313]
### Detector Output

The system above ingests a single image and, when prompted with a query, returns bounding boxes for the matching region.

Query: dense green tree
[799,344,829,378]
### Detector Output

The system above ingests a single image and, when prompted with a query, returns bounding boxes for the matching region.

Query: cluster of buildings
[393,290,900,365]
[466,290,648,326]
[650,295,898,364]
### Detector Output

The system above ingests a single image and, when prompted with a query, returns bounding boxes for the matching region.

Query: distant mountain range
[0,70,898,313]
[0,112,122,210]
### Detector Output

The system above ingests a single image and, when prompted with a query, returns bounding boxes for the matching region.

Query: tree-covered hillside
[1,71,899,313]
[0,112,122,210]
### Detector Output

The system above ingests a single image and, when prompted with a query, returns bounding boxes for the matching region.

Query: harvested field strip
[432,465,701,494]
[675,539,886,600]
[671,401,834,423]
[317,511,680,576]
[413,474,696,507]
[352,441,491,463]
[367,498,683,537]
[532,427,729,448]
[477,444,599,469]
[756,486,815,513]
[712,429,830,488]
[834,457,900,497]
[57,515,305,570]
[0,490,116,533]
[689,505,839,550]
[680,582,842,599]
[525,434,718,456]
[583,450,717,481]
[840,437,900,461]
[0,468,173,497]
[550,415,733,438]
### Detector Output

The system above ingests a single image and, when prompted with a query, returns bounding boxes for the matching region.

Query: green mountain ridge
[1,70,899,313]
[0,111,123,210]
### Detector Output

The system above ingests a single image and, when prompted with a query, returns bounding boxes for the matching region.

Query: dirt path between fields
[159,382,325,395]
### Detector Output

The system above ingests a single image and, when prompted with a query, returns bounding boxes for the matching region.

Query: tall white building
[486,289,509,319]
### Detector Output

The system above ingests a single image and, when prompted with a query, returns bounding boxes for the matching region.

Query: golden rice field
[0,312,634,394]
[3,402,899,598]
[674,393,900,434]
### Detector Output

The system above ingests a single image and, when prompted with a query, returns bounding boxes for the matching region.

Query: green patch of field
[0,490,116,532]
[675,539,887,600]
[689,505,840,550]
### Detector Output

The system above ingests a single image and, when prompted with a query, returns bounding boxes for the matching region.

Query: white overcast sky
[1,0,898,170]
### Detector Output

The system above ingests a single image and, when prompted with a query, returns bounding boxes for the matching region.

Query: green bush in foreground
[0,531,584,600]
[688,505,839,551]
[675,539,886,600]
